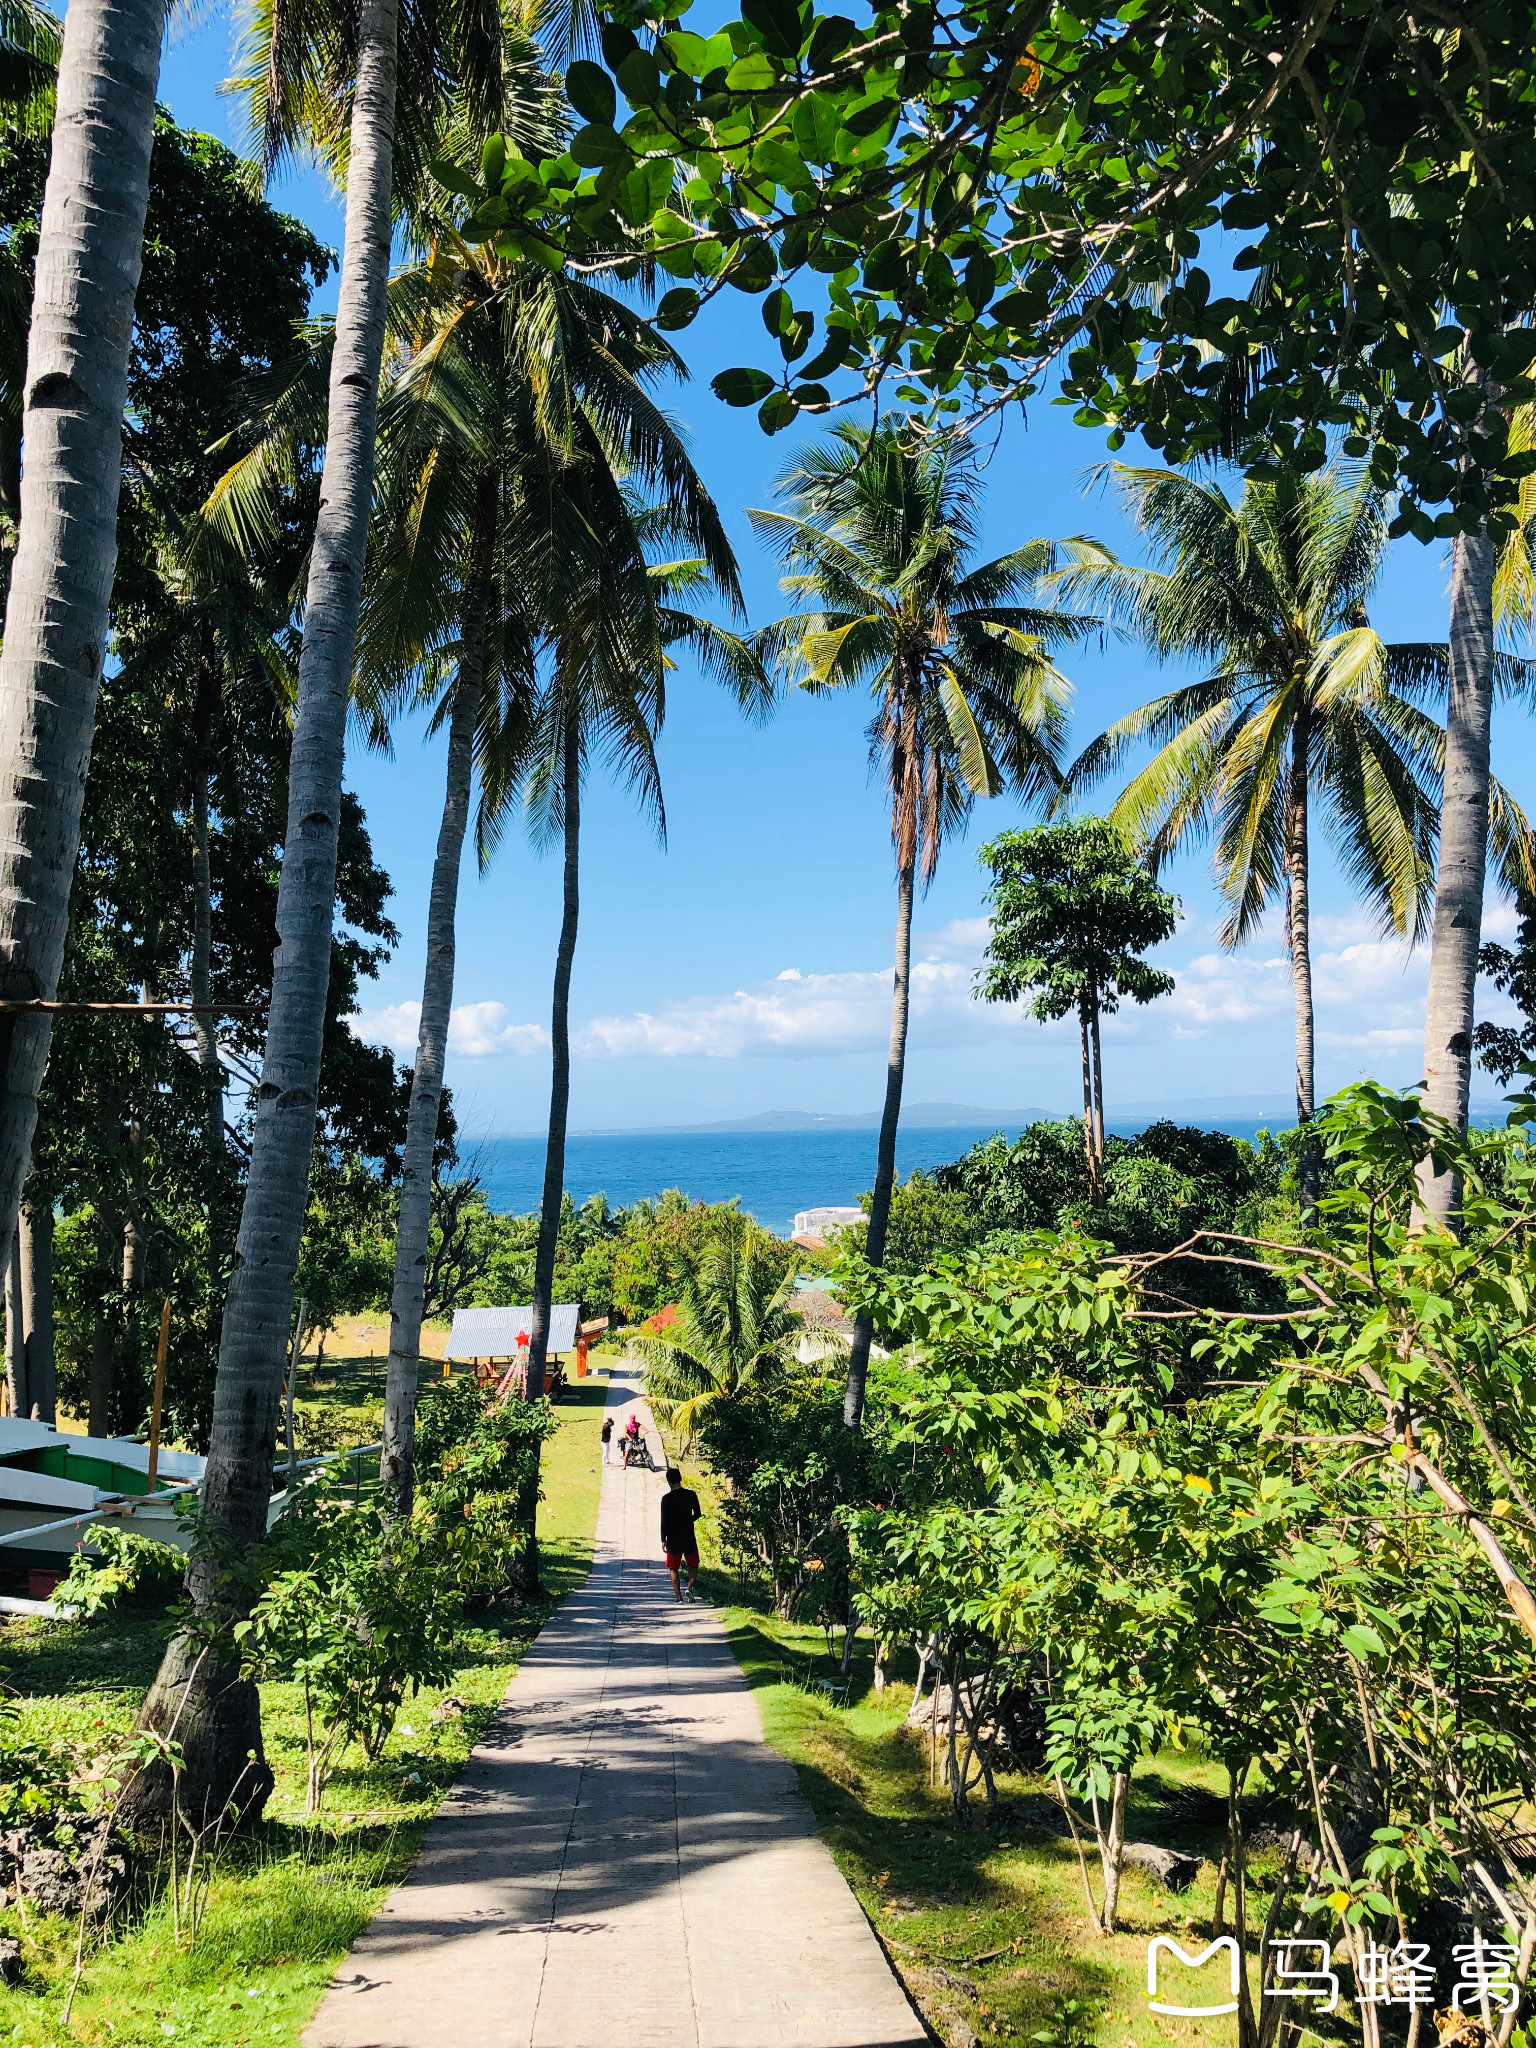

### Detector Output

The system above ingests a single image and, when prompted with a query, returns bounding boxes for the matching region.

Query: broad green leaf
[565,58,616,124]
[791,92,840,162]
[712,365,776,406]
[656,287,702,331]
[427,157,481,198]
[759,389,801,433]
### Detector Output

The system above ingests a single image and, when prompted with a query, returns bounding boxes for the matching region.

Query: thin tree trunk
[189,769,224,1211]
[20,1192,54,1422]
[522,701,580,1593]
[1097,1769,1129,1933]
[0,0,168,1262]
[122,1210,144,1415]
[1418,385,1497,1228]
[1078,997,1095,1193]
[89,1206,117,1435]
[529,704,581,1405]
[843,854,914,1430]
[1287,705,1318,1217]
[126,0,400,1831]
[380,495,491,1517]
[4,1224,23,1416]
[1089,982,1106,1172]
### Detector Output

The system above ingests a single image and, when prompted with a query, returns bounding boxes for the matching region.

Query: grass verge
[705,1615,1284,2048]
[0,1373,610,2048]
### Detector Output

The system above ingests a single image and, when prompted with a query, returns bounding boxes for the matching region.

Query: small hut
[445,1304,580,1393]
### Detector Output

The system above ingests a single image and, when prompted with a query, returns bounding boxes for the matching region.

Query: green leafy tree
[637,1213,803,1449]
[870,1169,976,1276]
[977,818,1178,1196]
[1,117,340,1442]
[751,419,1095,1430]
[1062,463,1533,1209]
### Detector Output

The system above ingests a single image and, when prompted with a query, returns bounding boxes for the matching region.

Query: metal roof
[445,1304,581,1360]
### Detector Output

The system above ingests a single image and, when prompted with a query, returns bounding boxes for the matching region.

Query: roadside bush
[57,1527,187,1617]
[413,1376,558,1604]
[698,1361,877,1618]
[238,1474,465,1812]
[0,1697,83,1829]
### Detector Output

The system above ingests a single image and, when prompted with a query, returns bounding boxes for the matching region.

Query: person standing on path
[661,1466,703,1602]
[601,1415,614,1465]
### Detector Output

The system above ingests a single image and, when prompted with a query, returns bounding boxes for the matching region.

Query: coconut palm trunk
[125,0,401,1828]
[189,771,226,1203]
[381,502,492,1517]
[19,1192,54,1422]
[0,0,168,1263]
[1417,519,1496,1227]
[1287,704,1319,1215]
[190,635,225,1220]
[844,853,914,1430]
[522,699,580,1590]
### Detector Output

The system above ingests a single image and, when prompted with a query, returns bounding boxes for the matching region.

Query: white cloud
[349,898,1524,1071]
[349,1000,549,1060]
[577,941,1004,1060]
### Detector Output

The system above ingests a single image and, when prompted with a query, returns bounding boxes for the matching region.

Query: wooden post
[145,1298,171,1494]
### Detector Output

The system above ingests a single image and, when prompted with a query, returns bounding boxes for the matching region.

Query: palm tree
[0,0,156,1278]
[1418,373,1530,1225]
[507,468,767,1586]
[638,1215,804,1452]
[1059,462,1534,1214]
[749,421,1092,1430]
[353,240,748,1516]
[126,0,513,1829]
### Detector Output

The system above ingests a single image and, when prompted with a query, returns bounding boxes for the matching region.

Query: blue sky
[158,21,1535,1133]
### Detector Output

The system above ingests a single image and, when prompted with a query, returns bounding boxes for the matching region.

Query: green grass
[650,1444,1273,2048]
[0,1372,611,2048]
[711,1610,1282,2048]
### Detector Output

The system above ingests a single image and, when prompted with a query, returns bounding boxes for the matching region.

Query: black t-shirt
[660,1487,702,1552]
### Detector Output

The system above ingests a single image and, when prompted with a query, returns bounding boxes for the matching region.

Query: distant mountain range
[663,1102,1039,1134]
[483,1092,1513,1141]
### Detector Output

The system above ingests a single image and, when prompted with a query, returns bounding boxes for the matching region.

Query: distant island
[652,1102,1044,1134]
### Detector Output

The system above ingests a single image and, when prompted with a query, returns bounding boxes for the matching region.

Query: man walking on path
[661,1465,703,1602]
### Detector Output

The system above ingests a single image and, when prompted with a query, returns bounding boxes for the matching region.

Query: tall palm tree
[1418,372,1530,1225]
[354,242,742,1516]
[638,1214,804,1451]
[1060,462,1534,1214]
[506,469,767,1586]
[750,421,1092,1430]
[126,0,512,1829]
[0,0,155,1278]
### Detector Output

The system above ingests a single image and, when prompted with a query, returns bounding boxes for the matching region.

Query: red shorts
[666,1549,699,1572]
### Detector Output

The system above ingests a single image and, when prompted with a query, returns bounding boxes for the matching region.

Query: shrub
[413,1377,558,1604]
[239,1475,464,1812]
[57,1526,187,1617]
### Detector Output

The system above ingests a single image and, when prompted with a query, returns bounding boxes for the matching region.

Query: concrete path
[306,1368,927,2048]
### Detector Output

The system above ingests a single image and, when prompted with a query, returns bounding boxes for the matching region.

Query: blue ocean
[467,1118,1282,1237]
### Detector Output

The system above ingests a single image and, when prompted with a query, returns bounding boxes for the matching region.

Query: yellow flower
[1328,1891,1352,1911]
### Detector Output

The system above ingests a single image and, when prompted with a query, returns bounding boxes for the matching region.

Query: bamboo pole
[144,1298,171,1493]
